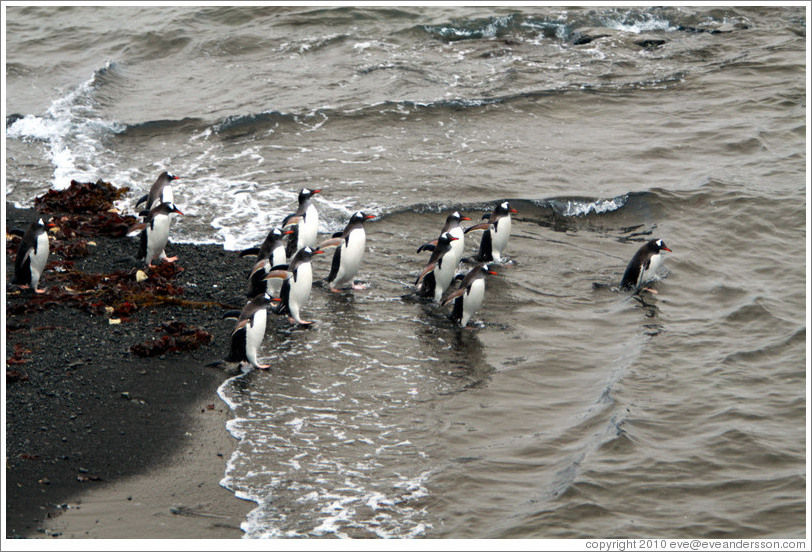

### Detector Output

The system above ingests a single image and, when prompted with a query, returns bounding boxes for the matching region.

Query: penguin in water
[220,293,280,370]
[465,201,517,262]
[415,232,459,302]
[240,227,294,298]
[135,171,179,211]
[416,211,470,269]
[282,187,321,257]
[135,202,183,266]
[318,211,376,292]
[265,246,324,325]
[442,263,498,327]
[620,238,672,293]
[11,218,51,293]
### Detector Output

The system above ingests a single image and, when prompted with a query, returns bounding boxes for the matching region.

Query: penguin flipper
[249,260,269,279]
[416,240,437,253]
[464,222,491,234]
[442,287,466,306]
[327,246,341,283]
[240,247,261,258]
[9,229,26,238]
[222,310,242,320]
[318,236,343,250]
[450,296,464,323]
[415,262,437,285]
[13,253,32,285]
[285,227,299,258]
[137,229,147,260]
[477,231,494,263]
[226,327,247,363]
[135,193,149,208]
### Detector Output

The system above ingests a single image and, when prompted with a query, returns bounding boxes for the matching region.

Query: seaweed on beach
[130,321,214,357]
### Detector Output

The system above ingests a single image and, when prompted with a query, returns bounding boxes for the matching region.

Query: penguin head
[300,246,324,259]
[651,238,672,253]
[495,201,518,216]
[437,232,459,246]
[169,203,184,216]
[299,188,321,202]
[350,211,376,224]
[481,263,498,276]
[447,211,471,224]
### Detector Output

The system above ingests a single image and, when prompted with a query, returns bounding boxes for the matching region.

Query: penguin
[282,187,321,258]
[265,246,324,325]
[222,293,278,370]
[135,171,179,211]
[241,227,294,298]
[416,211,470,269]
[442,263,498,327]
[318,211,375,292]
[465,201,517,262]
[136,202,183,266]
[415,232,459,302]
[11,218,51,293]
[620,238,672,293]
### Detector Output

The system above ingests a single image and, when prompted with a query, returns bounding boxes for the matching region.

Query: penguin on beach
[220,292,280,370]
[416,211,470,269]
[415,232,459,302]
[135,202,183,266]
[241,227,294,298]
[318,211,375,292]
[265,246,324,325]
[442,263,498,327]
[282,188,321,258]
[135,171,179,212]
[464,201,517,262]
[11,218,51,293]
[620,238,672,293]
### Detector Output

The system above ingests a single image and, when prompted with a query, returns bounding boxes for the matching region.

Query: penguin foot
[164,256,178,263]
[256,363,271,370]
[329,287,343,293]
[642,287,659,294]
[34,288,47,294]
[351,283,368,290]
[289,317,312,326]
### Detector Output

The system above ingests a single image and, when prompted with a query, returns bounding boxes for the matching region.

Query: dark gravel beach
[5,197,253,538]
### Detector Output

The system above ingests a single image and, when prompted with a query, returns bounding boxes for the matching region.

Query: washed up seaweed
[130,321,214,357]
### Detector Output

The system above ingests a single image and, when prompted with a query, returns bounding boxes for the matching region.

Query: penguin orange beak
[171,175,180,180]
[487,270,498,276]
[461,216,471,221]
[313,249,324,255]
[663,246,672,252]
[510,208,518,214]
[283,229,295,235]
[364,214,376,220]
[173,208,184,215]
[449,237,459,241]
[312,189,322,194]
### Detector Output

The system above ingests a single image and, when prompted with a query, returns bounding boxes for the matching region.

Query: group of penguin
[10,171,673,373]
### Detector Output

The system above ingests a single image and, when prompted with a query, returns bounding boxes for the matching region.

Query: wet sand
[5,202,253,538]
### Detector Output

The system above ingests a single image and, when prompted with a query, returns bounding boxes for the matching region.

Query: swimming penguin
[465,201,517,262]
[442,263,498,327]
[136,202,183,266]
[282,187,321,257]
[416,211,471,269]
[266,246,324,325]
[241,227,294,298]
[319,211,375,292]
[415,232,459,302]
[135,171,179,211]
[620,238,672,293]
[11,218,51,293]
[222,293,279,370]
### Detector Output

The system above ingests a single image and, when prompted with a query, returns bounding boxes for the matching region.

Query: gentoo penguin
[265,246,324,325]
[135,171,179,211]
[442,263,498,327]
[416,211,471,269]
[415,232,459,302]
[241,227,294,298]
[222,293,279,370]
[11,218,51,293]
[318,211,375,292]
[136,202,183,266]
[282,187,321,257]
[465,201,517,262]
[620,238,672,293]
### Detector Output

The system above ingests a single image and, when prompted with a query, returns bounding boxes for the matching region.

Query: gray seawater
[5,5,807,539]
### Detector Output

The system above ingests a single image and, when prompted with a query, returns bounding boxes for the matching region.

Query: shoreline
[5,200,253,538]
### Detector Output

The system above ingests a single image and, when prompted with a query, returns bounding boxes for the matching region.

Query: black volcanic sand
[5,201,256,538]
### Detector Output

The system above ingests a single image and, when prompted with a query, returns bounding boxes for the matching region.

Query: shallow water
[5,5,807,539]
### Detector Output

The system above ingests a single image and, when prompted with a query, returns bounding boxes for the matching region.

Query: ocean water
[4,5,808,539]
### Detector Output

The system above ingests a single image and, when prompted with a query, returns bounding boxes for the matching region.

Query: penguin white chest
[245,309,268,367]
[640,252,664,286]
[147,215,171,263]
[288,263,313,320]
[448,226,465,266]
[29,232,50,287]
[265,245,287,296]
[490,216,511,260]
[336,229,366,284]
[299,204,319,249]
[461,278,485,326]
[433,253,457,302]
